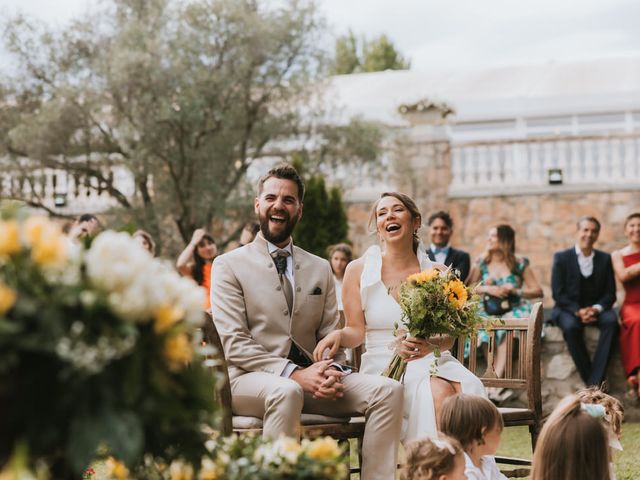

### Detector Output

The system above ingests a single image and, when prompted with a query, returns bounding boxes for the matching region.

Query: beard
[259,208,299,245]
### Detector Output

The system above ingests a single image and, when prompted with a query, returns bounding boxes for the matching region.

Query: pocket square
[310,286,323,295]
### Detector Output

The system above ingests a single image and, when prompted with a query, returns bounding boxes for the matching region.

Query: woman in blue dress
[467,225,543,397]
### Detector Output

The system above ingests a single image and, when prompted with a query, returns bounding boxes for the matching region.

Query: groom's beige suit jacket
[211,233,343,381]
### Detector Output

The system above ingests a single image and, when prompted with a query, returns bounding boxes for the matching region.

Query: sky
[0,0,639,71]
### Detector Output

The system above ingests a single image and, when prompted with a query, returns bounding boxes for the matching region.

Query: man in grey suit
[211,164,403,480]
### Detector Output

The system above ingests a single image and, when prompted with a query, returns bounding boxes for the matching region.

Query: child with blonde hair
[576,386,624,479]
[439,394,507,480]
[531,394,611,480]
[402,435,467,480]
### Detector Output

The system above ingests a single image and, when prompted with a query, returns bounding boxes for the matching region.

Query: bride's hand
[400,336,433,362]
[313,330,342,362]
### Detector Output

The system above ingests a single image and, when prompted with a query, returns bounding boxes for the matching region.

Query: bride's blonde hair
[369,192,422,253]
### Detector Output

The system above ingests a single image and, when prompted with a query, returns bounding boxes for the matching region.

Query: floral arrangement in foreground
[0,213,216,478]
[383,267,483,381]
[77,434,346,480]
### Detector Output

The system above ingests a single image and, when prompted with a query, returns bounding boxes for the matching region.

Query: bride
[313,192,486,441]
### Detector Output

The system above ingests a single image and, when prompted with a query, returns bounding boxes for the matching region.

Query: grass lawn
[497,424,640,480]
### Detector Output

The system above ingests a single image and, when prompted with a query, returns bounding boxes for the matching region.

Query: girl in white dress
[313,192,485,442]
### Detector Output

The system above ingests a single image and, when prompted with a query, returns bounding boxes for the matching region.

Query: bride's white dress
[359,244,486,442]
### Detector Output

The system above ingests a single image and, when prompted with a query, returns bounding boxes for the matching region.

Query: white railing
[0,165,136,215]
[450,134,640,196]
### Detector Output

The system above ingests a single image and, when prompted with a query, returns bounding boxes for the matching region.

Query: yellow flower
[164,333,193,371]
[445,279,468,309]
[305,437,341,461]
[169,460,194,480]
[0,220,21,256]
[22,217,48,246]
[105,457,129,480]
[199,459,220,480]
[31,235,67,267]
[22,217,67,266]
[153,304,184,333]
[407,268,439,285]
[0,282,17,316]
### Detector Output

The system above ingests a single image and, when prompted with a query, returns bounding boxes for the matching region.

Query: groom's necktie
[272,250,293,315]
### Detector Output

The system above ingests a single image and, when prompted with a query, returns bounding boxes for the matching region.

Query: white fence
[450,134,640,196]
[0,165,136,215]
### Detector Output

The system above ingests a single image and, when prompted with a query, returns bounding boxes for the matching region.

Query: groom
[211,164,403,480]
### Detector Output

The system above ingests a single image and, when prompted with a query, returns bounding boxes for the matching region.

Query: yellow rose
[153,304,184,333]
[0,220,21,256]
[31,235,67,266]
[22,217,67,266]
[169,460,194,480]
[305,437,341,461]
[407,268,439,285]
[22,217,48,246]
[164,333,193,371]
[0,282,17,316]
[105,457,129,480]
[445,279,468,309]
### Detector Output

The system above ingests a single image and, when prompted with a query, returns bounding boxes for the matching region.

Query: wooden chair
[201,315,365,478]
[454,301,544,478]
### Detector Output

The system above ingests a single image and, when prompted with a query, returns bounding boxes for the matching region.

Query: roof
[327,56,640,125]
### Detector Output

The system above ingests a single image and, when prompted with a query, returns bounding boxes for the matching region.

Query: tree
[294,173,349,258]
[330,30,410,75]
[0,0,381,254]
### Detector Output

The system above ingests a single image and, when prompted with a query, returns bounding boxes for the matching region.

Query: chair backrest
[453,302,543,416]
[202,313,233,435]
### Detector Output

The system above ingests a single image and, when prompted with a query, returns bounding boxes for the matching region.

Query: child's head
[531,395,611,480]
[402,435,466,480]
[439,393,504,455]
[575,386,624,449]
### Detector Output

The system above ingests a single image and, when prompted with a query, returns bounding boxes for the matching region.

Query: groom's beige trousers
[231,371,404,480]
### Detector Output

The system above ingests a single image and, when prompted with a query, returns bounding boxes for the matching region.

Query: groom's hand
[290,360,344,400]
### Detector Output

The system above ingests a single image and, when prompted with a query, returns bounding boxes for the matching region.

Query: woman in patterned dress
[467,225,543,391]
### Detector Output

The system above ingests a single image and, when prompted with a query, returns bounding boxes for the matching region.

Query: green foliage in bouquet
[0,214,217,478]
[383,267,483,381]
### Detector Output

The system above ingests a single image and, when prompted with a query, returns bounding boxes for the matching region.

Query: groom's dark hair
[257,163,305,201]
[427,211,453,228]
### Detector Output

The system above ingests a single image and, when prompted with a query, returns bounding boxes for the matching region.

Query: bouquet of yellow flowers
[383,267,482,381]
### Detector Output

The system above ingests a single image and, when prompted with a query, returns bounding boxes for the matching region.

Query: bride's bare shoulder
[344,257,365,281]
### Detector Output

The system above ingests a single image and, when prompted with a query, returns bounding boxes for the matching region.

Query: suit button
[268,263,273,268]
[295,265,300,270]
[283,309,289,315]
[276,285,282,291]
[296,286,301,292]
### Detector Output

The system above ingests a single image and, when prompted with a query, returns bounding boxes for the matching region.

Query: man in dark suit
[426,211,471,282]
[551,216,618,387]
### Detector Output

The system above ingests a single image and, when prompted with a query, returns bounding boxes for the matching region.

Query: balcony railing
[449,133,640,196]
[0,165,136,215]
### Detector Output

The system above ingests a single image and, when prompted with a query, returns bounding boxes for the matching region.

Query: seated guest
[239,222,260,247]
[439,394,507,480]
[133,229,156,256]
[551,217,617,387]
[327,243,353,327]
[467,224,542,397]
[402,435,466,480]
[176,228,218,312]
[426,211,471,282]
[68,214,101,243]
[611,213,640,398]
[531,394,612,480]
